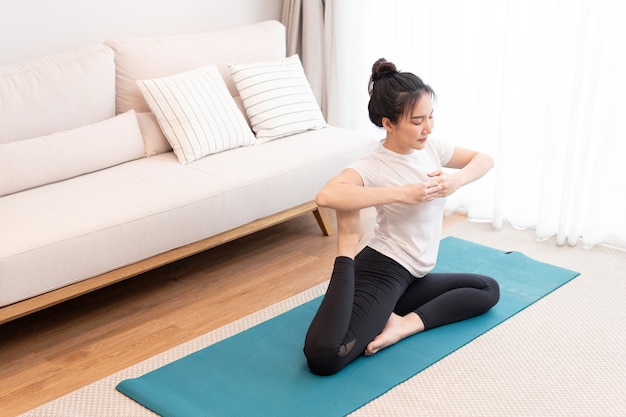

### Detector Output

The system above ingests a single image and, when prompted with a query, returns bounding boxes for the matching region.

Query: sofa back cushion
[136,112,172,157]
[0,44,115,144]
[104,20,286,115]
[0,110,144,197]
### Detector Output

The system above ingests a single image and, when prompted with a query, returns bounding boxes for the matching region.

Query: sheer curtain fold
[322,0,626,249]
[281,0,327,113]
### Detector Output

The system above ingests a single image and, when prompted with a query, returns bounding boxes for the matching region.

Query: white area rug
[21,221,626,417]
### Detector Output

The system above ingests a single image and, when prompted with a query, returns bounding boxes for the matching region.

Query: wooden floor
[0,209,465,416]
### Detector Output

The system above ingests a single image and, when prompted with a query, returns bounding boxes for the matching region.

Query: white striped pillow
[228,55,327,143]
[137,65,256,164]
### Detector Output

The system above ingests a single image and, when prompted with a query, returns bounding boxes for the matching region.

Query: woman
[303,58,500,376]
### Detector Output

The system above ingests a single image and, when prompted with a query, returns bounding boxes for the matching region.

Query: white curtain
[323,0,626,250]
[282,0,327,113]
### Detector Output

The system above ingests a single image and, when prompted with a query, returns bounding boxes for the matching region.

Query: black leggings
[304,247,500,376]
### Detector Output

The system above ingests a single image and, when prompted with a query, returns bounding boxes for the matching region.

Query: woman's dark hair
[368,58,435,127]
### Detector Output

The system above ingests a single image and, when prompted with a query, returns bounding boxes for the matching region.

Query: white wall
[0,0,283,66]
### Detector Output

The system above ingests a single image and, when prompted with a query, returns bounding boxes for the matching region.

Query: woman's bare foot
[335,210,363,259]
[364,312,425,356]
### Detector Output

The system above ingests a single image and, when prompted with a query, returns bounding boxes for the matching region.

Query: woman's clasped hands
[401,170,461,203]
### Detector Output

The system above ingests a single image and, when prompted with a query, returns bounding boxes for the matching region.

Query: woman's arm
[428,147,494,197]
[316,168,440,211]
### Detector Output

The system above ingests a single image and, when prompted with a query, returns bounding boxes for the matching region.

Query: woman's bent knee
[484,276,500,308]
[304,352,344,376]
[303,341,347,376]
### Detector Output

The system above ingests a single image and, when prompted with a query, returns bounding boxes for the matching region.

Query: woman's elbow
[476,152,494,172]
[315,188,331,208]
[485,153,495,170]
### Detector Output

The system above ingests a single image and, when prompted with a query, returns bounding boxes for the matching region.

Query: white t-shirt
[349,137,454,277]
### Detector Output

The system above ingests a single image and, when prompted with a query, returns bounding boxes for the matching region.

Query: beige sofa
[0,20,376,324]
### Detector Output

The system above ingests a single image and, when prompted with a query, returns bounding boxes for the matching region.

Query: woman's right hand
[400,181,440,204]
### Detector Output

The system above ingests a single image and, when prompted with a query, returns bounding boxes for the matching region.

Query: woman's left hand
[427,170,462,197]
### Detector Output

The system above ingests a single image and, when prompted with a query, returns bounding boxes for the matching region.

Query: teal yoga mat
[117,237,579,417]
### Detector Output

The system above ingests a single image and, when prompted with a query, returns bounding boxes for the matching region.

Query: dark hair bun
[367,57,434,128]
[371,58,397,83]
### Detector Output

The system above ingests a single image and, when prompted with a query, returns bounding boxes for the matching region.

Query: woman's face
[383,95,434,154]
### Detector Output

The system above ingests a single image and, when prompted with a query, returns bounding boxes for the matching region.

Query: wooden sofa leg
[312,206,334,236]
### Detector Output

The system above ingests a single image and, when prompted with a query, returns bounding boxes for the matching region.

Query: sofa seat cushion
[0,127,377,307]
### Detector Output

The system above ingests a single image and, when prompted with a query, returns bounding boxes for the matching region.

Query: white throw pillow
[0,110,144,197]
[136,65,256,164]
[228,55,327,143]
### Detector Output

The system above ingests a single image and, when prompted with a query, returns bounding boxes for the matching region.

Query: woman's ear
[382,117,394,132]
